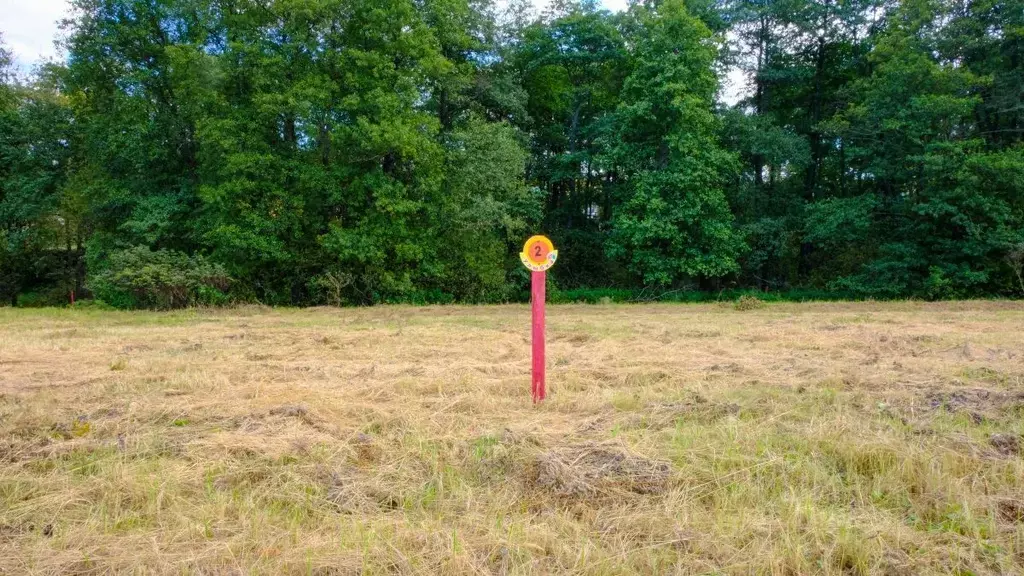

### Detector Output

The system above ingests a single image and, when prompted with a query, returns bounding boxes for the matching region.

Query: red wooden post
[531,270,546,403]
[521,235,557,404]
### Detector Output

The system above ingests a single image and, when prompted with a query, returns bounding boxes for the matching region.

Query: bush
[551,288,636,304]
[384,289,457,306]
[308,271,355,307]
[88,247,231,310]
[734,294,765,311]
[16,288,70,308]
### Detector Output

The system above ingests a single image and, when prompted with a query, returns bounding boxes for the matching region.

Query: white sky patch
[722,67,749,107]
[506,0,628,14]
[0,0,70,72]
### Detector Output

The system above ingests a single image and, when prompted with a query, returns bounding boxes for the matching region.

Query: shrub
[88,246,231,310]
[1007,244,1024,296]
[734,294,765,311]
[308,271,355,307]
[16,288,70,308]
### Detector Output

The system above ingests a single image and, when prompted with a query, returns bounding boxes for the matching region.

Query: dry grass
[1,301,1023,575]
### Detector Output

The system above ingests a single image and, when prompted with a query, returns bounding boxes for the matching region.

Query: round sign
[521,235,558,272]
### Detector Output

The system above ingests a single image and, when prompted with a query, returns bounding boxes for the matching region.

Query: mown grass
[0,302,1022,574]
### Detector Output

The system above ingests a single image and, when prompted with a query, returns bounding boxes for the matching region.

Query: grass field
[1,302,1023,575]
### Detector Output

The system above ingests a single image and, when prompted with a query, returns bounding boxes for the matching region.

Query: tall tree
[0,34,22,304]
[722,0,881,289]
[608,0,743,287]
[1,39,79,305]
[509,1,628,286]
[809,0,1024,296]
[941,0,1023,151]
[3,0,1023,307]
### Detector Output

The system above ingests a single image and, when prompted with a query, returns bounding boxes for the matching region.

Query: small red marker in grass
[520,235,558,403]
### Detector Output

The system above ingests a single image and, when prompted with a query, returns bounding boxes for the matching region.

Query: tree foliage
[607,0,742,286]
[0,0,1021,308]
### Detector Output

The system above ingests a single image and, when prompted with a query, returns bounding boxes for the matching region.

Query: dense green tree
[0,40,79,306]
[49,0,540,306]
[941,0,1023,151]
[722,0,881,289]
[508,1,628,287]
[813,0,1024,296]
[0,36,21,305]
[431,118,540,301]
[607,0,743,286]
[1,0,1022,307]
[61,0,208,255]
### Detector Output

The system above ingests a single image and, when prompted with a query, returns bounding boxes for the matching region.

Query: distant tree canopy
[1,0,1021,308]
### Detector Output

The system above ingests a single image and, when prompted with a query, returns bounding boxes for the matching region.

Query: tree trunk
[567,101,583,229]
[753,16,768,190]
[805,35,827,200]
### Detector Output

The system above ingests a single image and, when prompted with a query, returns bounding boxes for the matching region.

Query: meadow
[1,302,1022,575]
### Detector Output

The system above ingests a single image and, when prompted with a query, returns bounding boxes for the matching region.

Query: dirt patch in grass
[554,332,596,345]
[646,399,741,426]
[998,498,1024,524]
[990,434,1022,456]
[923,388,1024,419]
[269,404,310,418]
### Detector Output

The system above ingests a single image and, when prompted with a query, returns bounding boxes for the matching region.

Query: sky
[0,0,70,70]
[0,0,742,101]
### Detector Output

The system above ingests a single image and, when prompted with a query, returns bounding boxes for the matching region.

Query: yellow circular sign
[521,235,558,272]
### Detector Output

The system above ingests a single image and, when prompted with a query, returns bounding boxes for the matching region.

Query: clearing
[1,302,1023,574]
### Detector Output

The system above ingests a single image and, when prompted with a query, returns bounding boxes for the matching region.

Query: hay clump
[534,442,672,497]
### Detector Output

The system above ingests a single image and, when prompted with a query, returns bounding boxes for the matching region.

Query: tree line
[1,0,1021,308]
